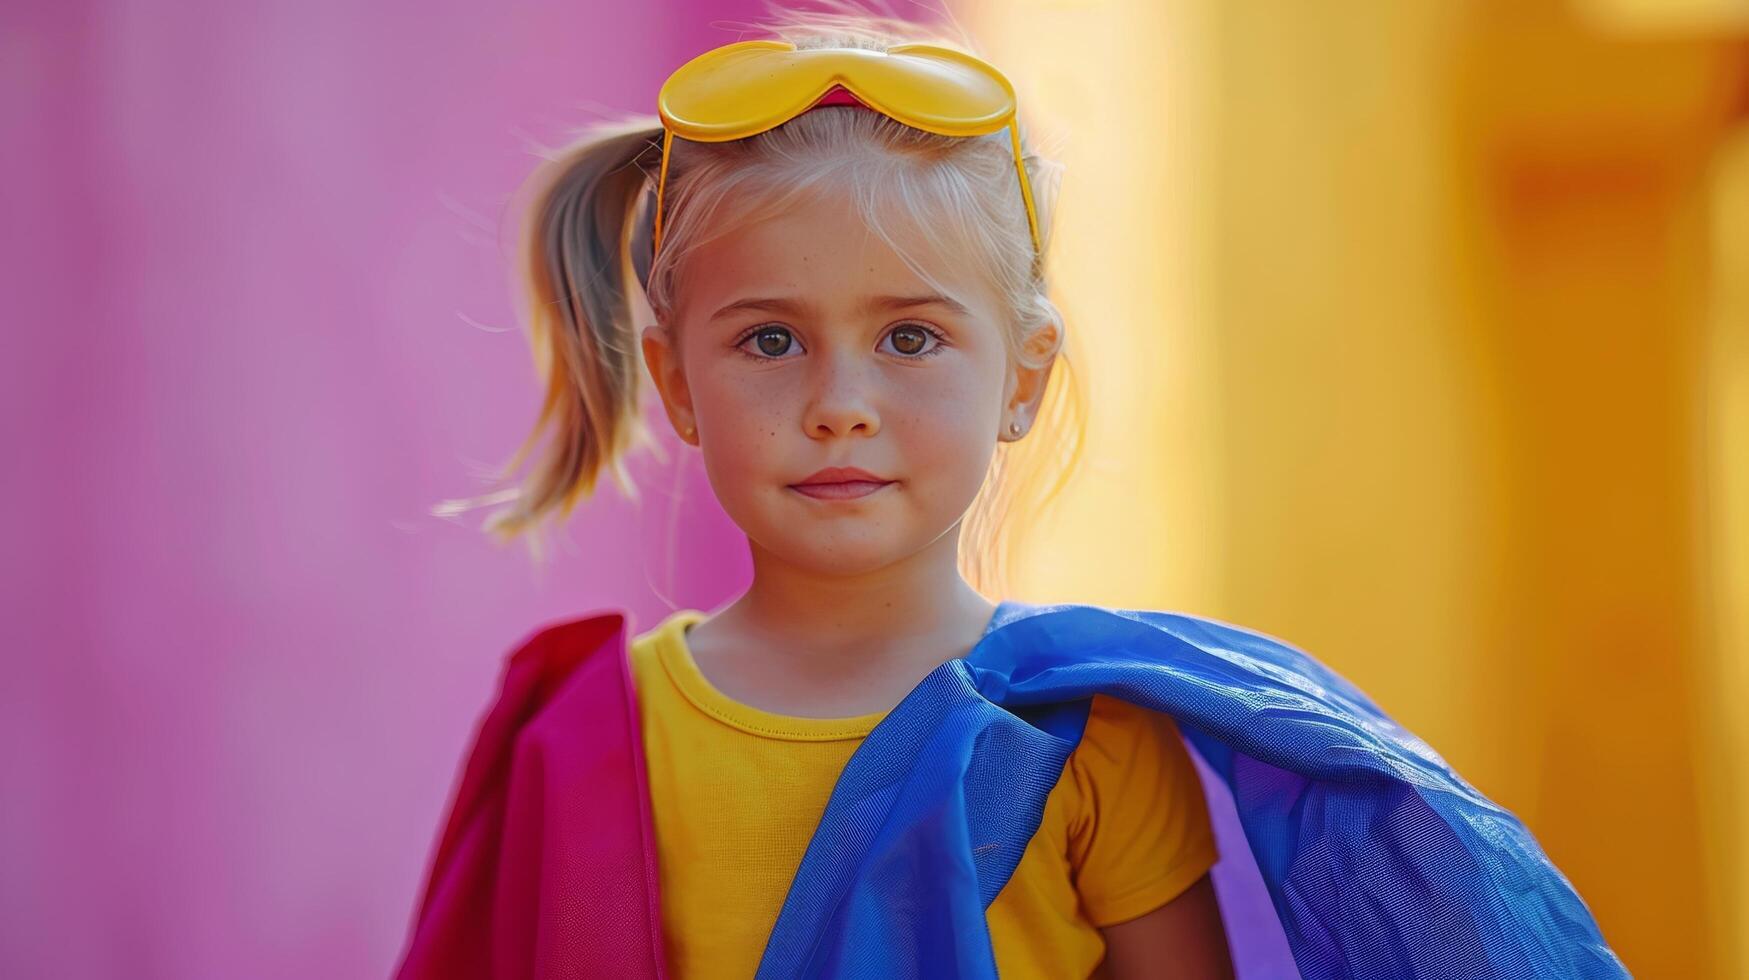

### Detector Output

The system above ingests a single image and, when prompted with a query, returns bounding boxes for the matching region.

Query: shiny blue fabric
[754,601,1627,979]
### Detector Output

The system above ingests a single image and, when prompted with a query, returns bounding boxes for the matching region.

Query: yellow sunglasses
[652,39,1044,265]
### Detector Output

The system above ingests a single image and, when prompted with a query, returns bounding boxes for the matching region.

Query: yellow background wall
[965,1,1749,976]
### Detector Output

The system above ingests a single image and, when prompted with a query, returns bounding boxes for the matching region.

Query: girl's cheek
[907,374,997,431]
[712,385,793,461]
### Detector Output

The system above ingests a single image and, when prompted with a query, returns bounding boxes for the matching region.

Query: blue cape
[754,601,1627,978]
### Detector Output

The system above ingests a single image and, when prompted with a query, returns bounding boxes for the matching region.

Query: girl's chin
[761,537,916,577]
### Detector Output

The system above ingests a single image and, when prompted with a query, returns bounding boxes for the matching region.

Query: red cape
[394,612,667,979]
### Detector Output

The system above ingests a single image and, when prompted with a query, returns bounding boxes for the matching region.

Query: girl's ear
[642,323,698,445]
[1002,320,1063,441]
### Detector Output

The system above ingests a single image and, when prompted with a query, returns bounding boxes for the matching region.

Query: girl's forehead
[680,195,996,318]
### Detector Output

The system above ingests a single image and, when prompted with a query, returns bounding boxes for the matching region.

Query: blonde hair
[438,7,1087,598]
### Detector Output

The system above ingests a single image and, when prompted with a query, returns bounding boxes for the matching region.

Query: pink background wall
[1,2,776,975]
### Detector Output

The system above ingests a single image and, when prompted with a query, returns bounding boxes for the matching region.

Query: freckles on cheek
[710,386,789,458]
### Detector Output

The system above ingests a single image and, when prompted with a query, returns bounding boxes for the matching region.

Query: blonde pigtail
[434,119,666,559]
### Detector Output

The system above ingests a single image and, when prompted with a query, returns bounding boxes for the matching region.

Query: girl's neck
[695,527,997,679]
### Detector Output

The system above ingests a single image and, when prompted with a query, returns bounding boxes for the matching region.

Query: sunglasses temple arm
[653,128,675,259]
[1009,121,1044,273]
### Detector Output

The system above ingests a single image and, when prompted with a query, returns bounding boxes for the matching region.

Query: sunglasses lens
[660,41,1013,141]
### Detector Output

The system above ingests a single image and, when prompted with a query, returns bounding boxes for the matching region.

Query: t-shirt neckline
[651,600,1014,742]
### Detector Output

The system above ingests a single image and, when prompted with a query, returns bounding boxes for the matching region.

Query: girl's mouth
[788,480,894,500]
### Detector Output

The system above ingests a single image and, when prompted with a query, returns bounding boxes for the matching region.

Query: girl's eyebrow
[708,293,971,322]
[866,293,971,316]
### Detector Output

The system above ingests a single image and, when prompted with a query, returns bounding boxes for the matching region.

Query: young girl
[397,11,1625,980]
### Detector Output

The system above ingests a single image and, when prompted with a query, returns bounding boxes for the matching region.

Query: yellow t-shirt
[628,608,1219,978]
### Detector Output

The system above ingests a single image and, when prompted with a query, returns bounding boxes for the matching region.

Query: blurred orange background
[964,1,1749,976]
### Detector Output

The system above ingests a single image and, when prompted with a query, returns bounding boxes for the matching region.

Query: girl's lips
[788,480,894,500]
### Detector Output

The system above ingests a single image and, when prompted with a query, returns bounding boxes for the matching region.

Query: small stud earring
[1009,421,1021,436]
[683,425,695,440]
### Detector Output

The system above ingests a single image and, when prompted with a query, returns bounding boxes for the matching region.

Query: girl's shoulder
[625,607,709,673]
[498,609,631,681]
[1069,692,1201,787]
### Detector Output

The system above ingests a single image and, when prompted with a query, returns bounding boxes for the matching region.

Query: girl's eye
[734,325,800,360]
[731,322,950,362]
[881,323,948,359]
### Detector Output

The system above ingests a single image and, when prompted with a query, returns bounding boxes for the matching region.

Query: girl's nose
[801,348,881,440]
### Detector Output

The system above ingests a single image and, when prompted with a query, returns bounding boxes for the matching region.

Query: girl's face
[643,191,1045,578]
